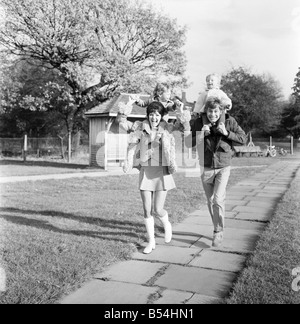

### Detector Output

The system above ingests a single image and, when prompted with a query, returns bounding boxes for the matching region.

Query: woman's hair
[204,97,225,113]
[153,83,171,100]
[146,101,166,118]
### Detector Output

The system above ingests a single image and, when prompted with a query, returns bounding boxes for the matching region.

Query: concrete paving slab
[216,238,256,254]
[270,178,293,182]
[192,237,255,254]
[228,192,258,197]
[155,233,200,248]
[255,192,284,198]
[94,260,165,285]
[225,205,237,212]
[185,213,249,226]
[242,196,280,203]
[225,211,239,218]
[189,210,211,217]
[229,188,257,193]
[186,294,222,304]
[225,219,267,231]
[132,245,200,265]
[153,290,193,304]
[219,228,261,242]
[233,183,265,188]
[247,201,277,209]
[189,250,247,273]
[233,206,274,216]
[226,195,247,200]
[235,179,265,184]
[226,200,249,206]
[60,280,158,304]
[173,224,213,237]
[263,186,289,191]
[187,238,212,249]
[235,212,270,222]
[182,216,213,225]
[155,265,236,298]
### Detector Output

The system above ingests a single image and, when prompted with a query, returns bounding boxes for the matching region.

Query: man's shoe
[212,232,224,248]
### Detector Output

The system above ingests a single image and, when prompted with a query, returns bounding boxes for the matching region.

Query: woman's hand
[129,95,139,105]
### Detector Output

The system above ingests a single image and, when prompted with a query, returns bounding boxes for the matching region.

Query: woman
[117,97,190,254]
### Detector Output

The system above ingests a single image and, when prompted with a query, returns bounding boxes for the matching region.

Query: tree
[0,56,65,137]
[221,67,284,134]
[0,0,187,160]
[0,0,187,104]
[280,68,300,139]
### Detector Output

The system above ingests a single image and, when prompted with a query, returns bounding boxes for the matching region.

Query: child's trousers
[201,166,231,233]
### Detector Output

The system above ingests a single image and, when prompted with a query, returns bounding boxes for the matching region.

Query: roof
[85,93,177,119]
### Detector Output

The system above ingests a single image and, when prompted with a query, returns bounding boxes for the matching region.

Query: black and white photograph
[0,0,300,308]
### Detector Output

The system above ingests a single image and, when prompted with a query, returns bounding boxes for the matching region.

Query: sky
[149,0,300,101]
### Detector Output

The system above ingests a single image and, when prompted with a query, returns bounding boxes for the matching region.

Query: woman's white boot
[143,217,156,254]
[160,213,172,244]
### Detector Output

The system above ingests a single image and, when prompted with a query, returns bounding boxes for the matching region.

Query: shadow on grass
[0,207,211,248]
[0,207,146,244]
[0,159,100,171]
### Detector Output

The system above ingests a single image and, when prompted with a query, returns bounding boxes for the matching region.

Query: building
[85,92,195,169]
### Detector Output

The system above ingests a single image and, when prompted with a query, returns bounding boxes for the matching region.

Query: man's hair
[147,101,166,118]
[204,97,225,113]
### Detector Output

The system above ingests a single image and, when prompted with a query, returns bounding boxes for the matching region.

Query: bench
[234,145,262,157]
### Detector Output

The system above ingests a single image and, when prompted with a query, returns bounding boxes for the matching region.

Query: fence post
[270,136,272,147]
[23,134,28,162]
[291,136,294,155]
[104,132,108,171]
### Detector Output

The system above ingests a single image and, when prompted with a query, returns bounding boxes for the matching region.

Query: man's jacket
[185,114,247,169]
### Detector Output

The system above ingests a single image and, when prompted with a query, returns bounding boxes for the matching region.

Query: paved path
[0,165,268,183]
[59,158,300,304]
[0,168,140,183]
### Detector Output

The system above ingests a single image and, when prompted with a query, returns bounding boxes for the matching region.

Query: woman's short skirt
[139,166,176,192]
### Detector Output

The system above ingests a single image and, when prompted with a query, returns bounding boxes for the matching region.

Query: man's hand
[202,125,211,137]
[217,122,229,136]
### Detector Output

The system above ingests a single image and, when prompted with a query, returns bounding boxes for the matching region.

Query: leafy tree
[221,67,284,134]
[0,0,187,160]
[280,68,300,139]
[0,0,187,103]
[0,56,64,137]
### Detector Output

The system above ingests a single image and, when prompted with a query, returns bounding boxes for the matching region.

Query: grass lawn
[0,157,280,304]
[225,169,300,304]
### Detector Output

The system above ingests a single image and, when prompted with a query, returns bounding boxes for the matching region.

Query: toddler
[193,74,232,134]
